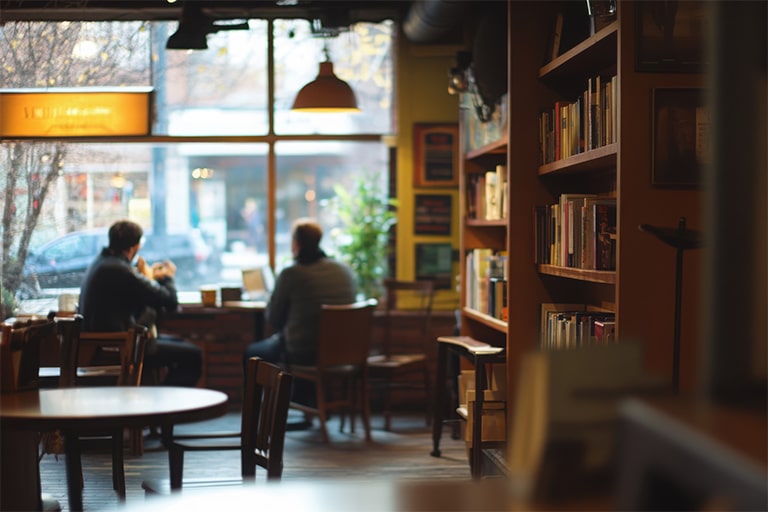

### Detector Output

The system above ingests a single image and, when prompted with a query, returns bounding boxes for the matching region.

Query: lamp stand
[639,217,704,393]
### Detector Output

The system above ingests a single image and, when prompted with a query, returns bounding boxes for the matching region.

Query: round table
[1,386,228,511]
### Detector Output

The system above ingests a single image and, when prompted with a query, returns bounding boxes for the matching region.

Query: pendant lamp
[291,44,359,113]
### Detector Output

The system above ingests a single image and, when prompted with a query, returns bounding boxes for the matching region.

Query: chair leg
[423,367,432,427]
[383,382,392,431]
[315,379,330,443]
[129,427,144,456]
[360,374,372,442]
[168,445,184,490]
[110,431,126,500]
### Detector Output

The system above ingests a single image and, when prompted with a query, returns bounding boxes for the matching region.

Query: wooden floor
[38,411,470,511]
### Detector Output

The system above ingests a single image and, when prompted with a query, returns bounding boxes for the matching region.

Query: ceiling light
[291,43,359,113]
[166,3,249,50]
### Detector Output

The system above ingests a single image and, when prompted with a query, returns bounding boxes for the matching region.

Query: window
[0,19,394,309]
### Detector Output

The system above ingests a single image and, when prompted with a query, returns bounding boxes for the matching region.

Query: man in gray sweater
[243,218,357,406]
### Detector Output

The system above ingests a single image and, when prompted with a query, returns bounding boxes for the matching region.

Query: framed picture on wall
[652,88,709,187]
[635,1,707,73]
[413,123,459,187]
[414,194,452,236]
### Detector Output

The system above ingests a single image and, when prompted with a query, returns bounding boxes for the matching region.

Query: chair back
[77,326,149,386]
[240,357,293,480]
[381,279,435,359]
[1,316,56,392]
[315,299,378,369]
[52,313,83,388]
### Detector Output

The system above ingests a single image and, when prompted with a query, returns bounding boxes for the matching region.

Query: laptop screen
[241,266,275,301]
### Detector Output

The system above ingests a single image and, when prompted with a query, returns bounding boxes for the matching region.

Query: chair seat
[290,363,361,375]
[168,436,241,451]
[368,354,427,368]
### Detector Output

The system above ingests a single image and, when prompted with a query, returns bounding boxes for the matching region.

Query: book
[548,11,564,62]
[495,165,507,220]
[484,170,498,220]
[558,194,595,268]
[594,201,617,270]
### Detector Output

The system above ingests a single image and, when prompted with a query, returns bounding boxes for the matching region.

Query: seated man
[79,220,202,387]
[244,218,357,407]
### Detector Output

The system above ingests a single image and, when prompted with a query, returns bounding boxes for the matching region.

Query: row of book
[534,195,616,270]
[465,248,508,321]
[540,303,616,351]
[538,73,617,165]
[466,165,508,221]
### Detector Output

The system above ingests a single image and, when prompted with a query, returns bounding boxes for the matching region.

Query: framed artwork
[413,123,459,187]
[652,88,709,187]
[415,242,455,285]
[635,1,707,73]
[414,194,452,236]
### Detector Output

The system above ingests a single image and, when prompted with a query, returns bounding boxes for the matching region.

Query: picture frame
[635,1,706,73]
[413,123,459,187]
[414,194,452,236]
[651,88,709,187]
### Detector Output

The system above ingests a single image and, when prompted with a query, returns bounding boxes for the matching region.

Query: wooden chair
[141,356,293,493]
[64,326,149,500]
[367,279,435,431]
[285,299,377,443]
[1,316,56,393]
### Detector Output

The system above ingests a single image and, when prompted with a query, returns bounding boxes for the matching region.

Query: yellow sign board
[0,88,153,137]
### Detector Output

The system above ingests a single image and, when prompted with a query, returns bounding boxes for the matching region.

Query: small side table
[430,335,505,478]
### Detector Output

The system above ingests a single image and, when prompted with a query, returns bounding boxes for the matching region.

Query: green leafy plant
[331,173,398,299]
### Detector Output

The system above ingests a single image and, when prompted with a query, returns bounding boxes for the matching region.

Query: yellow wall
[394,32,462,309]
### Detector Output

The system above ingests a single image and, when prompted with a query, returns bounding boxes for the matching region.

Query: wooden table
[0,386,228,511]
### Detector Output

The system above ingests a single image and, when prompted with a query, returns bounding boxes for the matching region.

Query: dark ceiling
[0,1,405,23]
[0,0,480,44]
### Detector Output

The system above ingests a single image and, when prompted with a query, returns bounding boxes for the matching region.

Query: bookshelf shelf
[466,139,507,161]
[463,307,508,333]
[538,143,617,176]
[537,264,616,284]
[539,21,618,82]
[466,218,507,228]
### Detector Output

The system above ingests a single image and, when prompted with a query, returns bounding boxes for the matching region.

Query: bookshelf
[455,0,704,474]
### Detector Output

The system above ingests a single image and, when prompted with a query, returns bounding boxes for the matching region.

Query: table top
[0,386,229,431]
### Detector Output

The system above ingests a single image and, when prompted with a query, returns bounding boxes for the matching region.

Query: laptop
[241,266,275,301]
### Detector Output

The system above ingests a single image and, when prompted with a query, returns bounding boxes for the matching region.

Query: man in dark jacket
[243,218,356,419]
[79,220,202,386]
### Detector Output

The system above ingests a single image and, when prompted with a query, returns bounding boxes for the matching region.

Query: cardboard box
[464,400,506,446]
[458,365,507,408]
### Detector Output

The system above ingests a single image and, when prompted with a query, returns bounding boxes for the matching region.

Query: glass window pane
[156,20,269,135]
[0,21,151,88]
[3,141,268,305]
[273,20,394,135]
[274,141,389,270]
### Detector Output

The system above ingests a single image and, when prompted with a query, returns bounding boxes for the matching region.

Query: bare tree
[0,21,149,316]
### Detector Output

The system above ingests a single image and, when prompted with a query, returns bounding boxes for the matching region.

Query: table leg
[430,342,448,457]
[0,429,41,511]
[64,432,84,511]
[470,360,486,479]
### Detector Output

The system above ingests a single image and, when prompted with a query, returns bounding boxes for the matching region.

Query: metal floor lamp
[639,217,704,393]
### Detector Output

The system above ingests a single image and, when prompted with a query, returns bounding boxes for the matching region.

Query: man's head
[108,220,143,260]
[291,218,322,260]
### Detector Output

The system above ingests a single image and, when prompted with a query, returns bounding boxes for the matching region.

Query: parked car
[19,229,216,299]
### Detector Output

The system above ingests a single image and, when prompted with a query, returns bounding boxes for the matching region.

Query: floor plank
[38,411,470,511]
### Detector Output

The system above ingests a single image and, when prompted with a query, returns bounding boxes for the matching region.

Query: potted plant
[329,172,398,300]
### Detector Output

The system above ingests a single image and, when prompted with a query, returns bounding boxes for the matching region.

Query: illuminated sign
[0,88,153,137]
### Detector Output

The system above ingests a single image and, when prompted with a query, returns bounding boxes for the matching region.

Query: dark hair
[108,220,143,252]
[292,218,325,264]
